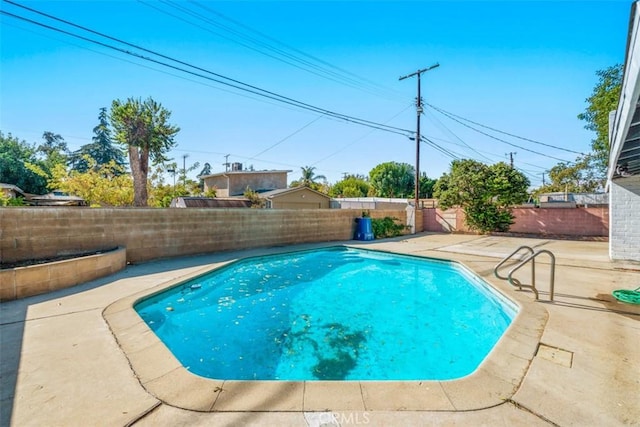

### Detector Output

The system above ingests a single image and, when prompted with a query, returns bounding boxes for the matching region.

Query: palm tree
[299,166,326,187]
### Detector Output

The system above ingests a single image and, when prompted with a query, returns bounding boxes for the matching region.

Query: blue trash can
[354,217,374,241]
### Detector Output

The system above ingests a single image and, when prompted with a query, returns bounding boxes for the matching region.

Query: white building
[608,1,640,261]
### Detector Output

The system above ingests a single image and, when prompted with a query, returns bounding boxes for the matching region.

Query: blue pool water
[135,247,517,381]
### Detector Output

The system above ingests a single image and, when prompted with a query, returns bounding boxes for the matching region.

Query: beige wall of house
[269,189,331,209]
[202,171,288,197]
[203,175,230,196]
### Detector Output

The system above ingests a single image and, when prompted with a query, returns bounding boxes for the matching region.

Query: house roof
[28,192,87,206]
[171,197,251,208]
[200,170,292,179]
[259,186,331,199]
[0,183,26,196]
[608,1,640,182]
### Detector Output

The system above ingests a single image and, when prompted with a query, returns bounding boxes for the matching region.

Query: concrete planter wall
[0,247,126,302]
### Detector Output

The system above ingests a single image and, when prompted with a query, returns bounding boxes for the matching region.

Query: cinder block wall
[423,207,609,237]
[0,208,409,264]
[510,207,608,236]
[609,176,640,261]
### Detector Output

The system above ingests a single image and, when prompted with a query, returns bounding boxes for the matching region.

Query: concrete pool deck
[1,233,639,426]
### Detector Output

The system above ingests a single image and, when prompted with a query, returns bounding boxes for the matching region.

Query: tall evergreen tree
[69,107,127,173]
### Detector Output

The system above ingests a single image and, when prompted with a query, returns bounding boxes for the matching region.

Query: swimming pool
[135,246,517,381]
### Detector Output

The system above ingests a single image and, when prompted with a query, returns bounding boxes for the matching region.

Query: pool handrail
[494,245,535,281]
[494,246,556,302]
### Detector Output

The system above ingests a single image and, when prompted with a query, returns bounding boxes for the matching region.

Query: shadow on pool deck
[1,233,639,426]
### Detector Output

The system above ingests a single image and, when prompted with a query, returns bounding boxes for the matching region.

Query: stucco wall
[609,176,640,261]
[423,206,609,237]
[229,172,287,196]
[205,175,230,197]
[203,172,288,197]
[0,208,410,265]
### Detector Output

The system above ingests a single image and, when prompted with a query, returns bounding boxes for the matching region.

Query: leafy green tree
[434,159,529,233]
[329,174,370,197]
[534,157,600,196]
[419,173,437,199]
[0,131,48,194]
[577,64,622,178]
[179,160,200,190]
[69,107,127,173]
[38,131,69,176]
[146,160,203,207]
[110,97,180,206]
[49,156,133,206]
[369,161,414,198]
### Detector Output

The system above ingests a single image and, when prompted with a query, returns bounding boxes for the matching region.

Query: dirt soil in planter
[1,247,119,270]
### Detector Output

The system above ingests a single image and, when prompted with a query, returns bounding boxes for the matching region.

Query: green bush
[465,202,514,233]
[0,195,25,206]
[371,216,406,239]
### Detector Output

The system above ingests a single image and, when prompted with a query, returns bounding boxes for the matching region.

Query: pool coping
[102,245,548,412]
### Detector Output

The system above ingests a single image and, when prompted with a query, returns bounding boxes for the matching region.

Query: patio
[1,233,638,426]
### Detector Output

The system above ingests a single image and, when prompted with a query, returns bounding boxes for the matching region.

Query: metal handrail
[494,245,535,281]
[507,249,556,301]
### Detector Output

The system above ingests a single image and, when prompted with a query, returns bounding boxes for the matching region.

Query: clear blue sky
[0,0,631,187]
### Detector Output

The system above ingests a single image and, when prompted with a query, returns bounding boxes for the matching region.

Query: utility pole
[508,152,516,168]
[182,154,189,187]
[542,172,546,186]
[223,154,230,172]
[167,167,176,196]
[399,63,439,209]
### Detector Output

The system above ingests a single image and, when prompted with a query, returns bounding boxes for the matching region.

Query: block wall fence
[0,208,420,265]
[423,206,609,237]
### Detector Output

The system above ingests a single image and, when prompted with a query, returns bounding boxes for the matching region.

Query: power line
[187,0,402,99]
[4,18,310,118]
[419,137,540,183]
[310,104,413,166]
[1,2,413,138]
[247,115,324,161]
[423,133,517,163]
[423,108,496,163]
[426,103,585,155]
[425,102,573,163]
[138,0,394,98]
[420,136,461,161]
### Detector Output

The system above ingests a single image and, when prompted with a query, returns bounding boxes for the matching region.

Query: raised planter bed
[0,247,126,301]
